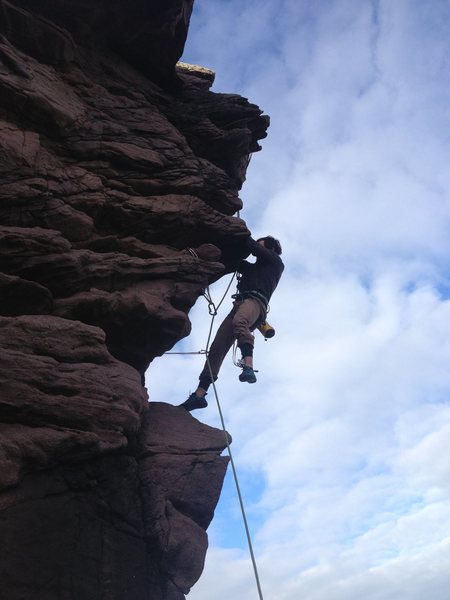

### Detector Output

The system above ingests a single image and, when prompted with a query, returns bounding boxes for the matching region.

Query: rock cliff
[0,1,269,598]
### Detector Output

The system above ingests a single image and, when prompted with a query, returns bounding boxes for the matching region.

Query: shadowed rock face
[0,1,269,598]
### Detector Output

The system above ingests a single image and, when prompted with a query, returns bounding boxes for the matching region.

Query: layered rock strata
[0,0,269,598]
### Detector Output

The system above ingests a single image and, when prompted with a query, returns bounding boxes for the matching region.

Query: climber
[180,235,284,411]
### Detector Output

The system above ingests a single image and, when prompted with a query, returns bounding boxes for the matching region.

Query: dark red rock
[0,0,269,597]
[0,403,229,600]
[138,404,230,596]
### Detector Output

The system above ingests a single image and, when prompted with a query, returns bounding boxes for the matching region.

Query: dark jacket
[237,237,284,303]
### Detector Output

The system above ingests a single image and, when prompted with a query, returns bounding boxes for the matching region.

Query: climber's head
[257,236,282,255]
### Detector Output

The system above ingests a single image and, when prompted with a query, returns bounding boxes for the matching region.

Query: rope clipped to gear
[202,270,237,316]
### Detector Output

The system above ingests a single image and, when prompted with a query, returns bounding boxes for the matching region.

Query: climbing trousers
[198,297,266,387]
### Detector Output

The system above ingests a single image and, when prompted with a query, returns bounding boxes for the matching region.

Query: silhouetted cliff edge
[0,1,269,597]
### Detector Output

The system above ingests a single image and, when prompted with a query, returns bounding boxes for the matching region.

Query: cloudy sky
[147,1,450,598]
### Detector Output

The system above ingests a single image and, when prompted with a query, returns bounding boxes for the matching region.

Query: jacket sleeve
[245,237,279,263]
[237,260,251,274]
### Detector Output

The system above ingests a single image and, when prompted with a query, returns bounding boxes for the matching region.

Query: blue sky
[147,1,450,598]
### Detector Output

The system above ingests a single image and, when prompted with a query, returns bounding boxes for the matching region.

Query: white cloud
[149,1,450,598]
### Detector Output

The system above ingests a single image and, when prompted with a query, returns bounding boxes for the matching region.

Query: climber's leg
[233,299,264,382]
[180,392,208,411]
[180,305,238,411]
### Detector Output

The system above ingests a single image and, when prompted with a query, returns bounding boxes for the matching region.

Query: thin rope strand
[206,356,264,600]
[165,351,206,355]
[215,271,237,311]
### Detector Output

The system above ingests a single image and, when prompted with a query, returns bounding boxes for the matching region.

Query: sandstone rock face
[0,401,230,600]
[0,0,269,598]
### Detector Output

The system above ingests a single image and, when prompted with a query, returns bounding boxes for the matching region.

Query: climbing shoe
[180,392,208,411]
[239,366,257,384]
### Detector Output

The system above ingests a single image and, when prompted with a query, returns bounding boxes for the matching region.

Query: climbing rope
[203,270,237,316]
[164,350,206,355]
[205,353,265,600]
[164,269,265,600]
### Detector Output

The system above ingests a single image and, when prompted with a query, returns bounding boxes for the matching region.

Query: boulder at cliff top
[0,0,269,597]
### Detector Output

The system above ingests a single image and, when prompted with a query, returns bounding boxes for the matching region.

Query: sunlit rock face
[0,0,269,598]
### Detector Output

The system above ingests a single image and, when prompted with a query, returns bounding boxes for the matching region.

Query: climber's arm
[246,237,279,263]
[237,260,251,274]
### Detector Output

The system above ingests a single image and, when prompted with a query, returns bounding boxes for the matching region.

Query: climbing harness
[232,289,269,308]
[164,268,265,600]
[232,289,275,341]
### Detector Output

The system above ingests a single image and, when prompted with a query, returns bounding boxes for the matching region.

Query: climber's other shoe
[180,392,208,411]
[239,366,257,384]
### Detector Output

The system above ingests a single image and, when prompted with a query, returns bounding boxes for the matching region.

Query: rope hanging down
[165,270,265,600]
[205,360,265,600]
